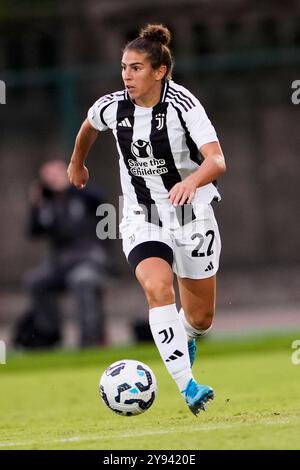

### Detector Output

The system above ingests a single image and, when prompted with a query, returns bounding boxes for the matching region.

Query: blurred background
[0,0,300,349]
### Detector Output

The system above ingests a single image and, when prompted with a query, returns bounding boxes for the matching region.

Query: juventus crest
[155,113,166,131]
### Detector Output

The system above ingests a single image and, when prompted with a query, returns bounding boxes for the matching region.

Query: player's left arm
[168,141,226,206]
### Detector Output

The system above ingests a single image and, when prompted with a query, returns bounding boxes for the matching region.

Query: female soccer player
[67,24,226,416]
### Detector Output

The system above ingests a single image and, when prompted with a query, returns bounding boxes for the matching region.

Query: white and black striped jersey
[88,80,221,224]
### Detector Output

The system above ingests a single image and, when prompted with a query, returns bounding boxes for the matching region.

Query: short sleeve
[87,98,110,132]
[184,101,218,149]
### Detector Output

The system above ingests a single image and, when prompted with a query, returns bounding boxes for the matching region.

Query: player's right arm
[67,119,99,189]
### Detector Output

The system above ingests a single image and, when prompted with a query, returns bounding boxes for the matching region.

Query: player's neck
[134,82,163,108]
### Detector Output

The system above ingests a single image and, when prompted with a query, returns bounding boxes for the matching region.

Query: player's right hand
[67,161,89,189]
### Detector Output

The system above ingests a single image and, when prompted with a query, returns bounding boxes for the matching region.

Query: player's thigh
[136,257,175,307]
[136,258,175,305]
[136,256,174,290]
[121,215,175,305]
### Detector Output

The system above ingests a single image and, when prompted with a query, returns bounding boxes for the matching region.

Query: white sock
[149,303,193,393]
[179,308,212,341]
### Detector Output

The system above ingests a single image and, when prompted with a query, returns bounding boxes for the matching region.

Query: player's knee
[143,278,175,306]
[190,309,214,331]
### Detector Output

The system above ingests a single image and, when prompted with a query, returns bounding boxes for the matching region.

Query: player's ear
[155,65,167,81]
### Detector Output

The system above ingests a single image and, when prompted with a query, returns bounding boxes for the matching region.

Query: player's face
[121,50,166,107]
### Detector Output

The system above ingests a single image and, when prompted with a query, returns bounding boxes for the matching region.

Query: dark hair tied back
[139,24,171,47]
[124,24,174,81]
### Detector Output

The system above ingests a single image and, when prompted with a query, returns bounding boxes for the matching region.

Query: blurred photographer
[14,159,111,349]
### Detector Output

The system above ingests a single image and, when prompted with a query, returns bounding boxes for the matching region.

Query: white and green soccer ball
[99,359,157,416]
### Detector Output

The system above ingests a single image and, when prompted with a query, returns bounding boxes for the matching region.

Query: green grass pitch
[0,333,299,450]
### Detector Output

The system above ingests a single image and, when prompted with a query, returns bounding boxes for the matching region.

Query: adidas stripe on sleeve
[87,92,124,132]
[166,83,218,150]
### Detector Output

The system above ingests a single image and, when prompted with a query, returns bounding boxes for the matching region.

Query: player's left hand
[168,177,198,206]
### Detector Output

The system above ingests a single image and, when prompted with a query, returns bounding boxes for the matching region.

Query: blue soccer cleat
[183,378,215,416]
[188,339,197,367]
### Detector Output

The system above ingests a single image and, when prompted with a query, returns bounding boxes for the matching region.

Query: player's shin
[149,303,193,393]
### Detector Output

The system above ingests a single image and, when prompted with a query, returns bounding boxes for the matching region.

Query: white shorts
[120,203,221,279]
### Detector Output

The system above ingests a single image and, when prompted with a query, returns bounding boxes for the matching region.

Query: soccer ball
[99,359,157,416]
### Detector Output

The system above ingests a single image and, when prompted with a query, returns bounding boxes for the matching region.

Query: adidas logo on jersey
[118,118,132,127]
[205,261,214,272]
